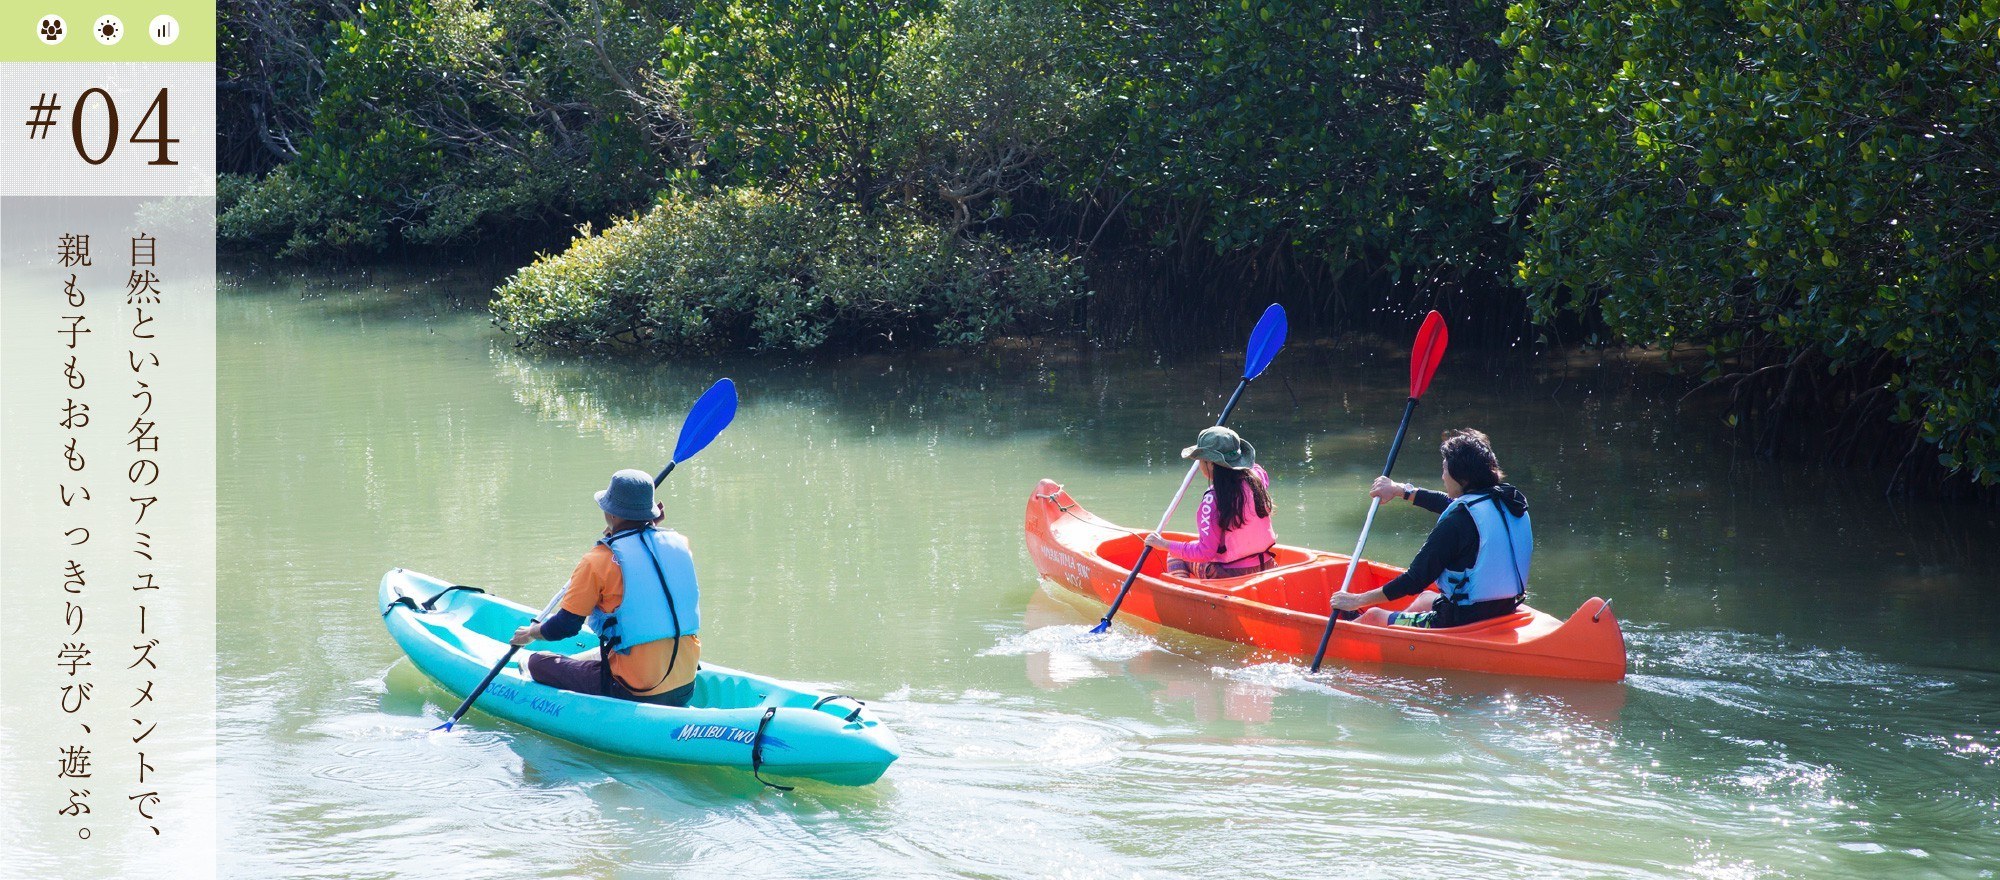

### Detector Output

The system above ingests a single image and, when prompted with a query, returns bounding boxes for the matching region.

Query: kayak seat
[686,671,770,711]
[1238,558,1413,616]
[461,602,525,640]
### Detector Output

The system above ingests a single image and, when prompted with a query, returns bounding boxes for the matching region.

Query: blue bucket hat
[595,469,662,521]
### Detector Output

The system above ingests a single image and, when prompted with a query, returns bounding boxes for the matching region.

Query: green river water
[217,267,2000,879]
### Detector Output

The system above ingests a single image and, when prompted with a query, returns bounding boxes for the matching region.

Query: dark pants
[525,652,695,707]
[1387,594,1523,628]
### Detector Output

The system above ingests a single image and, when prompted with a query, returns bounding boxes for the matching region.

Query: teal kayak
[379,568,899,786]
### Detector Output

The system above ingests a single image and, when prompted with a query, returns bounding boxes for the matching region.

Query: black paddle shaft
[1096,375,1255,629]
[1378,397,1419,478]
[446,645,526,727]
[1308,396,1420,671]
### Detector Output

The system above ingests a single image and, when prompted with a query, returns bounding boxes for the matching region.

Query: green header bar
[5,2,214,62]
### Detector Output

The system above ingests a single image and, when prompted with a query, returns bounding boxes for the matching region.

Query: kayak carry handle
[382,583,486,617]
[810,694,867,723]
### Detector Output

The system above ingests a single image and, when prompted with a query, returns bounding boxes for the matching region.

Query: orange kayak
[1025,479,1627,682]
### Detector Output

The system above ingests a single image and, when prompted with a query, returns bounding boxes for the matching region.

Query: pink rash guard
[1165,465,1275,564]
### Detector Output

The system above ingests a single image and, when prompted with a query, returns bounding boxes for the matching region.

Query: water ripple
[983,623,1164,663]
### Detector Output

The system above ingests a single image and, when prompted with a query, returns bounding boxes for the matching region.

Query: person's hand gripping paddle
[1309,312,1447,672]
[1091,304,1288,634]
[433,378,740,732]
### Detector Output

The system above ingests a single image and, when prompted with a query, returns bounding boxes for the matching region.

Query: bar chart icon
[149,14,177,45]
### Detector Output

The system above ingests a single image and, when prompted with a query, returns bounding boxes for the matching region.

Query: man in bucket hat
[509,469,703,706]
[1142,426,1279,579]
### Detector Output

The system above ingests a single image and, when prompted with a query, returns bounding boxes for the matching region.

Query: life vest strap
[632,536,683,693]
[1219,542,1279,569]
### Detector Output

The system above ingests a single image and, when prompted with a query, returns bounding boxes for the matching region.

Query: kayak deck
[379,569,898,785]
[1025,479,1627,681]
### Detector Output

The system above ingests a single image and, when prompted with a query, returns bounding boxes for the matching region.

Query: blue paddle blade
[1089,619,1111,634]
[1242,303,1288,380]
[671,378,739,465]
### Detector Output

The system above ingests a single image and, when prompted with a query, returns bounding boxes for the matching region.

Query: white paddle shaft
[1152,461,1205,534]
[533,580,569,621]
[1334,497,1383,597]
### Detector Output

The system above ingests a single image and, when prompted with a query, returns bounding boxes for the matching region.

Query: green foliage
[216,172,257,216]
[492,188,1087,352]
[876,0,1096,230]
[666,0,1090,227]
[218,0,353,173]
[220,163,387,253]
[665,0,935,207]
[1059,0,1508,280]
[221,0,671,257]
[1428,0,2000,482]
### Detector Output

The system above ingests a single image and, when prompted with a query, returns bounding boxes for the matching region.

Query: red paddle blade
[1409,311,1448,400]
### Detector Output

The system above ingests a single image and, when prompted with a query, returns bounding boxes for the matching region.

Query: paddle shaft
[438,585,566,729]
[1309,396,1419,672]
[1094,376,1253,631]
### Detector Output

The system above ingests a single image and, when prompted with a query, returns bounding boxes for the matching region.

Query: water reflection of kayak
[1026,480,1628,682]
[379,568,899,786]
[1019,585,1279,724]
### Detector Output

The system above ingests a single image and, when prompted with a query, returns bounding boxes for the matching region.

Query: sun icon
[93,14,122,45]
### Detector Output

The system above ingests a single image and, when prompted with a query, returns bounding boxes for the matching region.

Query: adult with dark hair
[1143,426,1278,579]
[1329,428,1533,628]
[507,469,703,706]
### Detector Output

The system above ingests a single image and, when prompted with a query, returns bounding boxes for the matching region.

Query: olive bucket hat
[1181,426,1256,471]
[595,468,663,521]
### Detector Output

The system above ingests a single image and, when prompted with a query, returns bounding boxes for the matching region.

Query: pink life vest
[1165,464,1275,565]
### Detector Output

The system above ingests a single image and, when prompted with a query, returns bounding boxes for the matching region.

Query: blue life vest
[590,526,700,654]
[1437,492,1532,606]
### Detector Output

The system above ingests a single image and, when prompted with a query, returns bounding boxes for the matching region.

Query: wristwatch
[1401,484,1414,501]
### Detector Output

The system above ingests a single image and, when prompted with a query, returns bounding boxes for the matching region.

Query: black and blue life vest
[1437,492,1532,607]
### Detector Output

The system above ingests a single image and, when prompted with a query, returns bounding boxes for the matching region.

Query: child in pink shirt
[1145,426,1277,579]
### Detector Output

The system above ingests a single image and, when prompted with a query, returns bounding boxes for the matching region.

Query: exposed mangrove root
[1679,346,1994,502]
